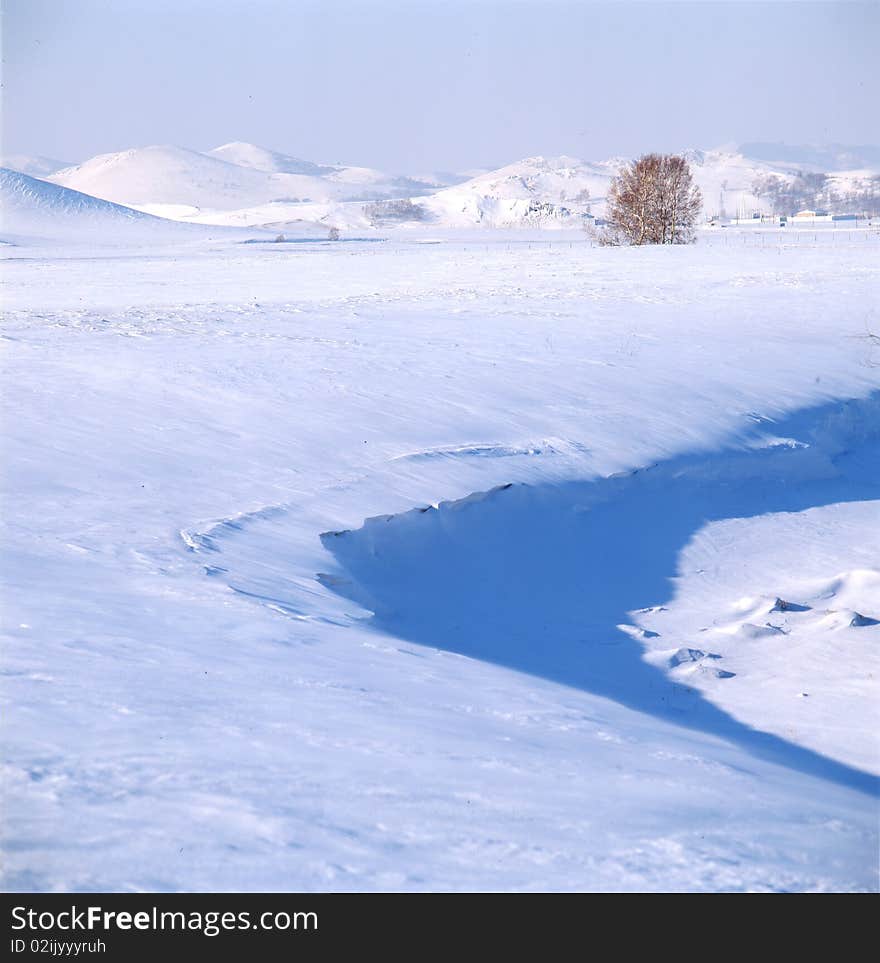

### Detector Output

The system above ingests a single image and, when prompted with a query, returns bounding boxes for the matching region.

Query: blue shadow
[322,393,880,796]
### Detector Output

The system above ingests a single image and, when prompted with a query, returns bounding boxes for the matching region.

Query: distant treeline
[753,171,880,216]
[363,198,427,225]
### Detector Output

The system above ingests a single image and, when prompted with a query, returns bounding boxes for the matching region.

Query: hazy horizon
[3,1,878,172]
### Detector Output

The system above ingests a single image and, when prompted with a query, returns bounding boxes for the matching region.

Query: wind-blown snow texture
[1,223,879,891]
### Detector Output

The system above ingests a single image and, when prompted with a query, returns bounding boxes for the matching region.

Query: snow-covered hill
[47,143,446,216]
[418,155,612,228]
[0,167,179,242]
[678,147,792,219]
[165,156,613,232]
[208,141,335,176]
[685,146,878,219]
[209,141,448,195]
[48,144,345,211]
[0,167,335,247]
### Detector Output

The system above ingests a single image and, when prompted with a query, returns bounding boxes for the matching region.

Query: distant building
[792,210,831,222]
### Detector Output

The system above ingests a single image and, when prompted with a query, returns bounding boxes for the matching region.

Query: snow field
[1,235,878,891]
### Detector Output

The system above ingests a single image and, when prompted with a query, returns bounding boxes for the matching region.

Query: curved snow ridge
[180,503,291,554]
[0,167,251,245]
[321,482,518,543]
[1,167,156,224]
[316,391,880,790]
[190,390,879,589]
[390,439,589,462]
[324,389,878,549]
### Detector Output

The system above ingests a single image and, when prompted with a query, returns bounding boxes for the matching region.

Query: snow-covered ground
[1,221,879,891]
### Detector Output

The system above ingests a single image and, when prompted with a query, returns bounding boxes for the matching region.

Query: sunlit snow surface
[2,227,879,891]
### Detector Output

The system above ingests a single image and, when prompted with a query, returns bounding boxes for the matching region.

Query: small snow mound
[771,597,811,613]
[849,612,879,628]
[731,622,788,640]
[668,647,707,667]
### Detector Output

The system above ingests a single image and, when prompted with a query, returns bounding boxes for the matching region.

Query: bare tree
[574,187,592,212]
[605,154,702,245]
[753,171,831,215]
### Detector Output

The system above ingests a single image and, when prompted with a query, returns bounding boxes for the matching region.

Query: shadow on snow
[321,392,880,796]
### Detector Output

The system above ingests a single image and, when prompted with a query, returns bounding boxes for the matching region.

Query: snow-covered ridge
[0,167,173,242]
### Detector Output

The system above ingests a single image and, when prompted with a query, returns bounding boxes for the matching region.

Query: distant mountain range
[2,141,878,235]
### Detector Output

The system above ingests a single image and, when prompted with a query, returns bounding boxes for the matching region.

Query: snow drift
[1,167,183,243]
[319,394,880,784]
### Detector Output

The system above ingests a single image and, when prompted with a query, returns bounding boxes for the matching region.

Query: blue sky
[3,1,877,171]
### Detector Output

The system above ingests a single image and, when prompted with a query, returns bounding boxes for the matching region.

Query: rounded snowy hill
[48,144,349,211]
[0,167,282,246]
[48,144,441,216]
[419,155,615,228]
[208,141,334,177]
[2,166,162,236]
[209,141,442,192]
[683,145,879,219]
